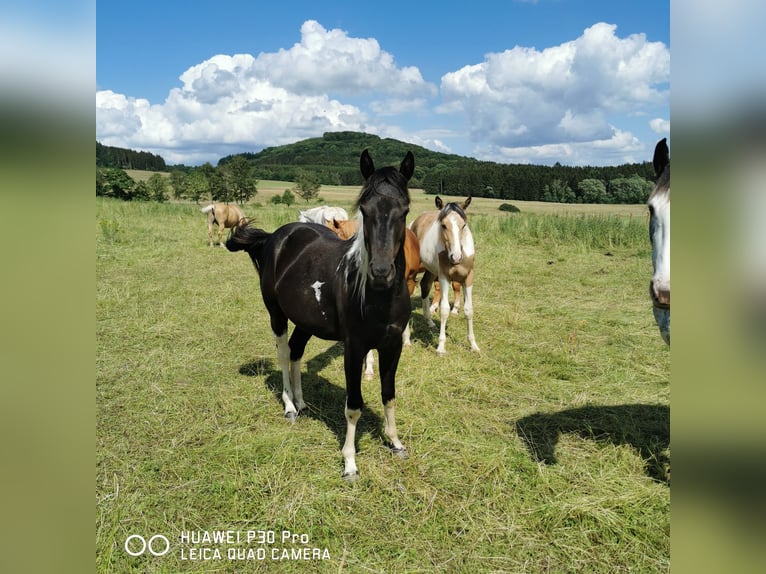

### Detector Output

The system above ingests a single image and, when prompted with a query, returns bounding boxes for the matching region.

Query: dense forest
[97,132,659,204]
[97,141,166,171]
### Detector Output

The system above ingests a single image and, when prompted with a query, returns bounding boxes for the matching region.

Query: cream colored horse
[410,196,479,355]
[201,202,248,247]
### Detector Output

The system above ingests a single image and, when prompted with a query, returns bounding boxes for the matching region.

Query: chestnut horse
[227,150,413,479]
[201,202,248,247]
[329,217,421,379]
[410,196,480,355]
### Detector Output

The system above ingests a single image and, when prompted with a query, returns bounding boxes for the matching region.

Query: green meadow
[97,189,669,573]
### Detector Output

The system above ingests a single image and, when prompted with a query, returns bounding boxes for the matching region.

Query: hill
[219,131,656,202]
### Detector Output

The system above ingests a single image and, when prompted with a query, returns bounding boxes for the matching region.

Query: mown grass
[97,195,669,573]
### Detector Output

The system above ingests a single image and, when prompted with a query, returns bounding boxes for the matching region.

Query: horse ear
[435,196,443,209]
[653,138,669,178]
[360,149,375,180]
[332,218,340,229]
[399,151,415,181]
[462,196,472,210]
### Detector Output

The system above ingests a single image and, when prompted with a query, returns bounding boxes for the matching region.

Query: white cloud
[649,117,670,134]
[441,22,669,152]
[96,20,436,164]
[477,128,645,166]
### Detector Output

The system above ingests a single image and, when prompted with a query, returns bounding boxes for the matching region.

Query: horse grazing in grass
[329,217,421,379]
[201,202,248,247]
[298,205,350,225]
[409,196,479,355]
[648,138,670,345]
[227,150,414,479]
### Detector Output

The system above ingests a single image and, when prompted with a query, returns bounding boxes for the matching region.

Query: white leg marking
[290,360,306,411]
[364,351,374,380]
[422,295,436,328]
[275,333,298,420]
[341,406,361,478]
[436,277,450,355]
[384,400,407,456]
[463,285,480,352]
[402,321,411,346]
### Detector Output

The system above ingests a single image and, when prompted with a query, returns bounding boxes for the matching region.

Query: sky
[96,0,670,167]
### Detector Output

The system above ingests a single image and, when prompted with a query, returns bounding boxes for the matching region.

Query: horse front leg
[217,224,225,247]
[378,341,407,457]
[436,275,451,355]
[463,283,480,352]
[341,340,366,480]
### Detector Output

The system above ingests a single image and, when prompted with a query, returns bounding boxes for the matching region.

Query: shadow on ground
[515,404,670,483]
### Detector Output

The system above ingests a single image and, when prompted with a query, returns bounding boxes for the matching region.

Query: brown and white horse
[648,139,670,344]
[410,196,479,355]
[201,202,248,247]
[329,217,421,379]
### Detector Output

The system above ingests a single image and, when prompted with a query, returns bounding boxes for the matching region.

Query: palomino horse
[227,150,414,479]
[329,217,421,379]
[410,196,480,355]
[201,202,248,247]
[648,138,670,344]
[298,205,349,225]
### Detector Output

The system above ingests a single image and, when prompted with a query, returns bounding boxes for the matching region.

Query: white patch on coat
[311,281,324,303]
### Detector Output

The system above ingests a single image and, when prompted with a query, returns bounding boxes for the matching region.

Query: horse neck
[460,225,475,257]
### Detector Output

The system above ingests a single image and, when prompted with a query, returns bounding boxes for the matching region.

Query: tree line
[97,132,660,204]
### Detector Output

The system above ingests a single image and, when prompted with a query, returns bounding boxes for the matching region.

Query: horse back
[265,223,351,340]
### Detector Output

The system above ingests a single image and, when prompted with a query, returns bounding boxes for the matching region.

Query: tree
[293,169,321,203]
[542,179,575,203]
[169,170,188,200]
[199,163,228,202]
[186,170,209,204]
[97,167,136,200]
[281,188,296,206]
[578,178,607,204]
[224,155,258,204]
[146,173,169,202]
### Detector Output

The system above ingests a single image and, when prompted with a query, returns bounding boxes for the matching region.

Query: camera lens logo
[124,534,170,556]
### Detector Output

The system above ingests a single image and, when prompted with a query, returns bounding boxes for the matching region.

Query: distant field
[125,170,649,218]
[97,197,668,573]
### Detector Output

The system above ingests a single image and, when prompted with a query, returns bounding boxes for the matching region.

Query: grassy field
[96,192,669,573]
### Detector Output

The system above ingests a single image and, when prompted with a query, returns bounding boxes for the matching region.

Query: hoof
[341,470,359,482]
[285,411,298,424]
[391,446,409,459]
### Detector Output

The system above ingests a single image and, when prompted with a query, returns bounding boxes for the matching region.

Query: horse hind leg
[274,332,300,422]
[364,351,374,380]
[217,223,225,247]
[420,272,436,328]
[450,281,463,315]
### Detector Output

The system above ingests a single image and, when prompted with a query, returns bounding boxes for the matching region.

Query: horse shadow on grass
[514,404,670,484]
[239,342,386,457]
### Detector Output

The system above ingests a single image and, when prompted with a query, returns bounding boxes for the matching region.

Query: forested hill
[219,131,656,203]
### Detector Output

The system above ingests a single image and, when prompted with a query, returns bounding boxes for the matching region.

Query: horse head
[355,149,414,290]
[648,138,670,344]
[435,195,471,265]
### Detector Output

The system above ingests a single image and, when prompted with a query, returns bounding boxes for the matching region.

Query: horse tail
[226,224,271,272]
[200,203,215,214]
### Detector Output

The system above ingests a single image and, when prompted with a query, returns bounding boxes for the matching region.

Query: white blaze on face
[444,214,463,264]
[311,281,324,303]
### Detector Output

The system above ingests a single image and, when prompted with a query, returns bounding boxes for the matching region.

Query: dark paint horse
[648,138,670,344]
[227,150,414,479]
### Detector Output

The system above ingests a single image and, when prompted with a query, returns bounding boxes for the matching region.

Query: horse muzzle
[650,280,670,309]
[369,262,395,290]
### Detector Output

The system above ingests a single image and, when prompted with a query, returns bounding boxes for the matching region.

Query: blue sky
[96,0,670,167]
